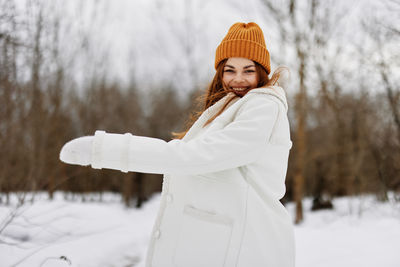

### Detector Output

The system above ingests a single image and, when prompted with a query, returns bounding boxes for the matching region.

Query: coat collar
[245,86,289,112]
[181,86,288,142]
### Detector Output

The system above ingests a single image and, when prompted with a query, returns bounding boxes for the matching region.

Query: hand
[59,136,94,166]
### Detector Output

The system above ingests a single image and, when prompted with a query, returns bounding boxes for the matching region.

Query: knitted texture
[215,22,271,74]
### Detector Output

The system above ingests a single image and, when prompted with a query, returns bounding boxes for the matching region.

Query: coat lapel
[182,92,237,142]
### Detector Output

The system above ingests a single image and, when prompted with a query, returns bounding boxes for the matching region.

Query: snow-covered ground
[287,195,400,267]
[1,193,399,267]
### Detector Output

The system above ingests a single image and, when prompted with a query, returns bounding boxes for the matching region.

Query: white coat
[91,86,295,267]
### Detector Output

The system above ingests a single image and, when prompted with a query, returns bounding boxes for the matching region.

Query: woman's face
[222,57,259,93]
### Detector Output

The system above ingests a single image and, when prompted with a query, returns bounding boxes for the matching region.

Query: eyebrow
[225,64,256,69]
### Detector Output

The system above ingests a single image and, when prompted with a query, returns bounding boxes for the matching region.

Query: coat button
[154,230,161,239]
[166,194,173,203]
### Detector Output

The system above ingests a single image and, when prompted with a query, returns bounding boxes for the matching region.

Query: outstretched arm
[60,95,279,175]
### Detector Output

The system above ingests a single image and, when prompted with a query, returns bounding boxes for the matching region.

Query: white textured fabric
[91,86,295,267]
[59,136,93,166]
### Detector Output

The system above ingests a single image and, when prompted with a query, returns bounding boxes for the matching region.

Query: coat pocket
[173,205,233,267]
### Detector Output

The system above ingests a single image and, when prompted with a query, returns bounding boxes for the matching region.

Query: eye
[245,70,255,73]
[224,69,234,73]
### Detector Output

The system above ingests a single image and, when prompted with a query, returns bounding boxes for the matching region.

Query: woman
[60,22,295,267]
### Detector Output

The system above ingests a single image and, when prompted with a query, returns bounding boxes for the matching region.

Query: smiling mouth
[231,87,249,91]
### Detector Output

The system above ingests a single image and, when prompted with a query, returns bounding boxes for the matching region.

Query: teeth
[232,87,247,91]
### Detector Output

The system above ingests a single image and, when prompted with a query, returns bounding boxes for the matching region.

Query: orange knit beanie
[215,22,271,74]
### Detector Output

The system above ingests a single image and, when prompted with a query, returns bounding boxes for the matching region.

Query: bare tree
[261,0,319,223]
[360,0,400,199]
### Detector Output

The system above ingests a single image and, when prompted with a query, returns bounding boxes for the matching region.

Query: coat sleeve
[91,95,279,175]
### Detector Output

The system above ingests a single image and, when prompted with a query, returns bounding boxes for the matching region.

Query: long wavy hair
[172,59,286,139]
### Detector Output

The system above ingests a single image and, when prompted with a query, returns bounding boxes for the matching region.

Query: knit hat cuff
[215,39,271,74]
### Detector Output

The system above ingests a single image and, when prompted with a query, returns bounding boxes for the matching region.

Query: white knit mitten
[59,136,94,166]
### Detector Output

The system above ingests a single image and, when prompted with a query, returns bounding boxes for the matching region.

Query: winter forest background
[1,0,400,266]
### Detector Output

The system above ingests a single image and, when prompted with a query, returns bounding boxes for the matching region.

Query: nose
[232,73,245,83]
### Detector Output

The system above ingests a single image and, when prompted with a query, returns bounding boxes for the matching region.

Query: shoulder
[244,86,288,112]
[234,92,280,119]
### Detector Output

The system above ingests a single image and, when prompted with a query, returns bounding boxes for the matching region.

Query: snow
[286,196,400,267]
[1,193,399,267]
[0,193,158,267]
